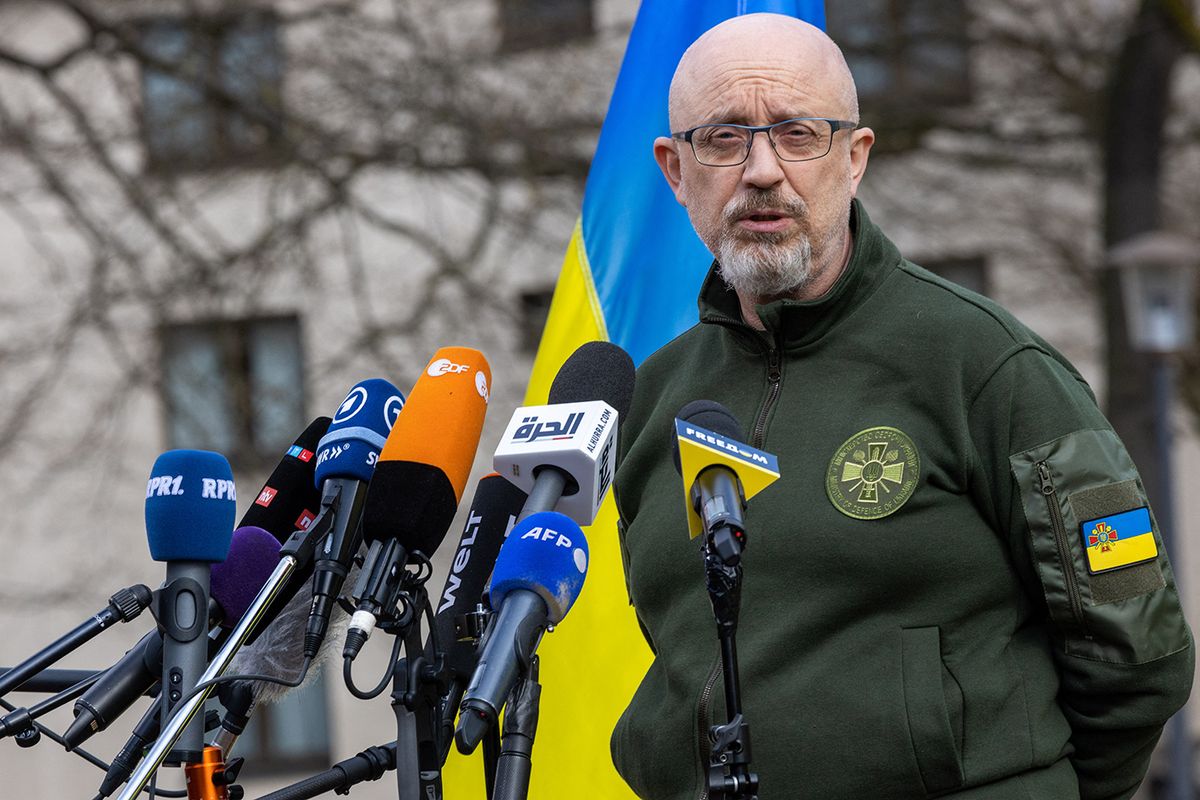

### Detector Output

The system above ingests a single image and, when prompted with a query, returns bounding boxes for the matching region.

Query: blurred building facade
[0,0,1196,798]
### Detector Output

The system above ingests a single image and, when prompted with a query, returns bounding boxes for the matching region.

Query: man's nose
[741,130,785,189]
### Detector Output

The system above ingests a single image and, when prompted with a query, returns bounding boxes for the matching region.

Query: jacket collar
[697,199,901,351]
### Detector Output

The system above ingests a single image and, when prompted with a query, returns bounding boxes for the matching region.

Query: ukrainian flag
[444,2,825,797]
[1082,507,1158,574]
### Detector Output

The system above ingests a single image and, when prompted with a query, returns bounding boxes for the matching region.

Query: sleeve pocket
[1010,428,1189,664]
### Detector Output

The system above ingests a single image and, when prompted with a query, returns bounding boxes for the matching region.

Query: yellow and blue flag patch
[1081,507,1158,574]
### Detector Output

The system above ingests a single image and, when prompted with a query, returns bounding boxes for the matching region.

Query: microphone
[235,418,330,647]
[84,527,281,795]
[0,584,152,702]
[672,401,780,563]
[493,341,634,525]
[144,449,236,765]
[454,510,589,754]
[345,347,491,659]
[239,416,330,539]
[304,378,405,660]
[71,417,319,751]
[428,473,527,753]
[67,528,279,746]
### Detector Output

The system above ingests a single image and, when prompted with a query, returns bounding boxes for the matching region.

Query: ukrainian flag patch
[1081,507,1157,574]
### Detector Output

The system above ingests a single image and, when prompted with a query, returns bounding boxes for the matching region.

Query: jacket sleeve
[969,344,1194,800]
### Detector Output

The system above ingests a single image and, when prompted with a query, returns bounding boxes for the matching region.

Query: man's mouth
[736,210,792,233]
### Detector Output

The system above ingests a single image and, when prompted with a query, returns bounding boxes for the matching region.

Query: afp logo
[427,358,470,377]
[519,524,575,549]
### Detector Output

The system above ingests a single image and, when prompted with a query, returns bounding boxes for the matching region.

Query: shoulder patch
[826,427,920,520]
[1081,507,1158,574]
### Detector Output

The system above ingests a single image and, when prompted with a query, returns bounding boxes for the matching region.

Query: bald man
[611,14,1192,800]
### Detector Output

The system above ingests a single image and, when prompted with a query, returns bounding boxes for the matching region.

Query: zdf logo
[427,358,470,377]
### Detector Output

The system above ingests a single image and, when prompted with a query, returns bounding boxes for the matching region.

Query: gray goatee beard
[717,230,814,300]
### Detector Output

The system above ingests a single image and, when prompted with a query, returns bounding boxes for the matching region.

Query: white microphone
[493,341,634,524]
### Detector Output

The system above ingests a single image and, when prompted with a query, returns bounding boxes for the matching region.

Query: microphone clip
[707,713,759,800]
[151,579,207,644]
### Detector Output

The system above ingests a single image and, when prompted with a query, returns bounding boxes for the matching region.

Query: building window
[139,11,284,170]
[519,286,555,352]
[497,0,593,52]
[924,256,989,297]
[232,673,332,775]
[161,315,305,469]
[826,0,970,138]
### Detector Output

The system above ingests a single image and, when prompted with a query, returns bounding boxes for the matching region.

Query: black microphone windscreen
[431,474,527,678]
[672,400,746,474]
[238,416,331,541]
[361,460,460,557]
[548,341,635,420]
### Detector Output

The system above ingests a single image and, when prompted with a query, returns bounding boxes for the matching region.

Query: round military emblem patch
[826,427,920,520]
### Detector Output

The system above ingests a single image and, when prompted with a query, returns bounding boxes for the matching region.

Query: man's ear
[848,127,874,196]
[653,136,687,207]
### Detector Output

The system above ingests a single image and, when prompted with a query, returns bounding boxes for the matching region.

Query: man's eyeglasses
[670,117,859,167]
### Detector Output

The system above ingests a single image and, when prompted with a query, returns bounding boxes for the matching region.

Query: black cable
[343,633,402,700]
[166,658,314,722]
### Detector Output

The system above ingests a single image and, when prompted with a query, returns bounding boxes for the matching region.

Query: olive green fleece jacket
[611,200,1193,800]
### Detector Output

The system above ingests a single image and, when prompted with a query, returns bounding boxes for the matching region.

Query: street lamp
[1109,230,1200,800]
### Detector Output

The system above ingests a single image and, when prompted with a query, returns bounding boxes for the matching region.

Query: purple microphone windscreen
[430,473,527,677]
[239,417,330,542]
[547,341,635,420]
[145,449,236,562]
[671,400,745,475]
[210,526,282,629]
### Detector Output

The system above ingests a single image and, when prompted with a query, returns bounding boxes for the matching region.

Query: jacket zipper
[751,347,782,449]
[695,659,722,800]
[1035,461,1090,640]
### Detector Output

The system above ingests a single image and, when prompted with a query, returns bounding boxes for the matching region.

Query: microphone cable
[344,632,403,701]
[154,656,314,730]
[342,551,441,701]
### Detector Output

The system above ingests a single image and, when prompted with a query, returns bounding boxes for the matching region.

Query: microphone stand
[0,667,99,694]
[252,742,396,800]
[113,510,333,800]
[491,656,540,800]
[0,671,99,740]
[702,523,758,800]
[388,585,447,800]
[436,603,500,800]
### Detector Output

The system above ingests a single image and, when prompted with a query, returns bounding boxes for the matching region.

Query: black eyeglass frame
[670,117,860,166]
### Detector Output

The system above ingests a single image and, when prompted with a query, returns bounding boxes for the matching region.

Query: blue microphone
[455,511,589,753]
[144,449,235,765]
[304,378,404,659]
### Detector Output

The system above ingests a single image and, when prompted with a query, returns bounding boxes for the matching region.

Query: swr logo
[427,358,470,377]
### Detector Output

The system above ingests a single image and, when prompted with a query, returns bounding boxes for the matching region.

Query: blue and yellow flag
[444,2,825,797]
[1082,507,1158,574]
